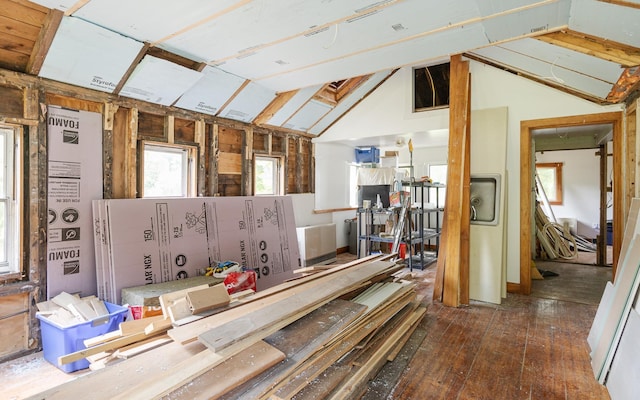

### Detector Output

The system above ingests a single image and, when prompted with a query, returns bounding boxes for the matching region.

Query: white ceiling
[28,0,640,139]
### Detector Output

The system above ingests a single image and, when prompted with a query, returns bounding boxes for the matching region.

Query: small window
[140,142,197,198]
[413,62,450,111]
[0,126,21,276]
[254,156,283,195]
[428,164,447,208]
[536,162,563,205]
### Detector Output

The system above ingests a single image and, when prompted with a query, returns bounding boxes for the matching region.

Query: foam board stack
[92,196,300,304]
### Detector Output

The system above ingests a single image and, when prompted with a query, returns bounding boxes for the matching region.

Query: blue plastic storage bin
[355,147,380,164]
[37,302,128,372]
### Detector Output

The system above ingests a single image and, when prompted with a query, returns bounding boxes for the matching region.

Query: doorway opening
[519,112,623,296]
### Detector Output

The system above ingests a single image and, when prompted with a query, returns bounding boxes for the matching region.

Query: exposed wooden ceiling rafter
[64,0,91,16]
[535,29,640,68]
[597,0,640,10]
[606,66,640,103]
[253,89,299,126]
[113,42,150,95]
[25,8,62,75]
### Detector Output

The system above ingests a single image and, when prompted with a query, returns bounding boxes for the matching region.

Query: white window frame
[0,125,21,275]
[254,155,284,196]
[139,141,197,198]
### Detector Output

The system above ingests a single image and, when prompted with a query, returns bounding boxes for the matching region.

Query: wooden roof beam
[535,29,640,68]
[25,8,63,75]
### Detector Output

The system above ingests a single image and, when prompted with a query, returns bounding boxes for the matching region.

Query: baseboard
[337,246,350,254]
[506,282,520,293]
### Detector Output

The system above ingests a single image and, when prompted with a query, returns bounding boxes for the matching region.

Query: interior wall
[536,148,609,238]
[468,61,623,283]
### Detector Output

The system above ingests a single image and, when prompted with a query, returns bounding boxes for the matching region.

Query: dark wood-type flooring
[2,252,611,399]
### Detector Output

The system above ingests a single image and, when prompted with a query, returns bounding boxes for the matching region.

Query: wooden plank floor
[1,253,611,400]
[356,253,611,400]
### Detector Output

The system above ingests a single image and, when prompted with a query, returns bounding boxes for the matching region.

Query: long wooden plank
[197,260,399,353]
[168,255,393,345]
[266,294,415,399]
[219,299,367,400]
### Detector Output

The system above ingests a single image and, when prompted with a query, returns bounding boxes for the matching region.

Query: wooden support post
[126,108,138,198]
[195,119,206,197]
[440,54,471,307]
[103,103,119,199]
[243,126,253,196]
[296,137,304,194]
[165,115,175,144]
[210,124,219,196]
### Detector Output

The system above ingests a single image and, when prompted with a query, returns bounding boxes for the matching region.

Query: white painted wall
[536,148,610,239]
[313,60,623,285]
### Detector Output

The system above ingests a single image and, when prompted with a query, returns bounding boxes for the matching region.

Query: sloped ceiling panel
[258,22,490,92]
[569,0,640,47]
[120,55,204,106]
[218,81,276,123]
[471,44,616,99]
[282,100,332,132]
[481,0,571,43]
[500,39,622,84]
[38,16,144,93]
[174,66,246,116]
[214,0,481,83]
[309,70,393,136]
[29,0,76,11]
[266,84,323,126]
[159,0,406,63]
[72,0,241,45]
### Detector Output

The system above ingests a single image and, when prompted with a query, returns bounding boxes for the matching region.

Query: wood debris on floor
[26,254,424,400]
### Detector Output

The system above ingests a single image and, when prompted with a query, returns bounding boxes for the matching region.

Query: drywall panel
[469,107,508,304]
[120,56,204,106]
[174,66,246,115]
[471,45,614,99]
[500,39,621,84]
[161,0,467,63]
[72,0,240,44]
[258,22,489,91]
[569,0,640,48]
[310,70,392,135]
[606,308,640,400]
[481,0,571,42]
[267,85,322,127]
[39,17,144,93]
[283,100,332,132]
[218,81,276,123]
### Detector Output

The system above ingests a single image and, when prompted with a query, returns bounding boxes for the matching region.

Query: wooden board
[166,340,285,399]
[186,284,230,314]
[219,299,367,400]
[606,308,640,399]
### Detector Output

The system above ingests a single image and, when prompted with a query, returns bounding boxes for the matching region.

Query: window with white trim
[254,156,283,195]
[140,142,197,198]
[0,126,20,275]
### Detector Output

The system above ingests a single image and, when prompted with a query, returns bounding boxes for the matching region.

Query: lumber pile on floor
[535,202,597,260]
[28,254,424,400]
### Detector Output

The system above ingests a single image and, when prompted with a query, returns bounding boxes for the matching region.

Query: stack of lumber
[29,254,423,400]
[535,202,580,260]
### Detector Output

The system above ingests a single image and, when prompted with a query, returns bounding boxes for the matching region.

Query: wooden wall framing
[0,67,315,362]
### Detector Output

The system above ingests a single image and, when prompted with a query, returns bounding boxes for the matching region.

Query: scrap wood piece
[186,284,230,314]
[119,315,165,336]
[218,299,367,400]
[197,260,402,353]
[115,334,172,359]
[159,283,210,323]
[165,340,285,400]
[169,257,399,345]
[58,316,172,366]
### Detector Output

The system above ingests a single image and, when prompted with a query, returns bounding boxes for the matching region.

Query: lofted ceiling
[0,0,639,139]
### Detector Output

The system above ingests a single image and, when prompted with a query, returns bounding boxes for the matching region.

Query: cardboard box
[37,302,128,372]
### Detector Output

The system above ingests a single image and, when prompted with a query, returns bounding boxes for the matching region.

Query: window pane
[537,167,557,201]
[428,164,447,208]
[144,147,186,197]
[255,158,275,195]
